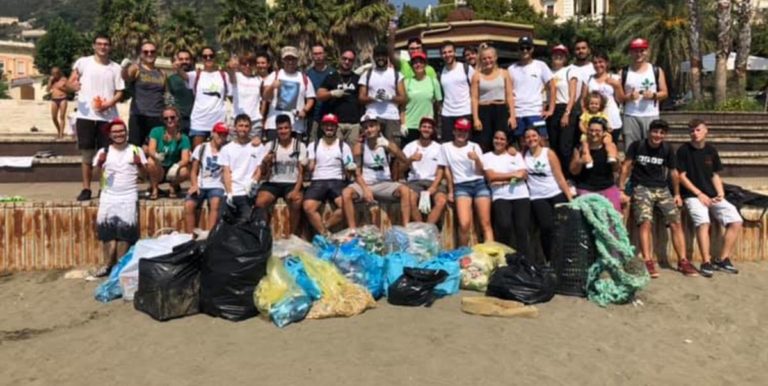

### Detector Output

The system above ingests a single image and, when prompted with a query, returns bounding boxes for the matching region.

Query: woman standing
[523,128,572,263]
[482,130,532,257]
[146,106,191,199]
[581,52,625,144]
[569,117,622,212]
[402,51,442,146]
[470,46,515,152]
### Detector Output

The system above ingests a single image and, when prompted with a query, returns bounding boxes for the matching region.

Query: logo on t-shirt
[277,80,300,111]
[203,155,221,178]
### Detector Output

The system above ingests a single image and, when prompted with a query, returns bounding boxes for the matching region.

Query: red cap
[551,44,568,55]
[410,51,427,62]
[321,113,339,125]
[212,122,229,134]
[106,118,126,132]
[629,38,649,50]
[419,116,436,127]
[454,118,471,131]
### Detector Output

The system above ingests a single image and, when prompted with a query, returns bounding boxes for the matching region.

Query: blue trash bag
[284,256,322,301]
[383,252,419,297]
[270,294,312,328]
[313,235,386,299]
[419,248,469,297]
[94,246,135,303]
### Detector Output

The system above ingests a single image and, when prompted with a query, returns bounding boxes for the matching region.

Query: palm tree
[686,0,704,102]
[101,0,160,59]
[217,0,273,56]
[714,0,732,104]
[328,0,393,64]
[159,7,206,57]
[271,0,334,67]
[734,0,753,97]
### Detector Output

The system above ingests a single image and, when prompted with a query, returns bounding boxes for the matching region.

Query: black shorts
[129,114,164,146]
[260,182,296,199]
[304,179,347,202]
[76,119,110,150]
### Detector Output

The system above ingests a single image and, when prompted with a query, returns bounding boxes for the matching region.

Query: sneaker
[713,257,739,274]
[76,189,92,201]
[645,260,659,278]
[699,262,715,278]
[677,259,699,277]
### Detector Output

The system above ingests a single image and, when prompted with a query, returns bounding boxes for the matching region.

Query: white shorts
[347,181,402,202]
[684,197,742,227]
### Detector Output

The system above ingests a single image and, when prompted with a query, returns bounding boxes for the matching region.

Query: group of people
[65,33,743,280]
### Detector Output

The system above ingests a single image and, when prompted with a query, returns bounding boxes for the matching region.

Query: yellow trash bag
[254,255,304,316]
[460,242,515,291]
[296,252,377,319]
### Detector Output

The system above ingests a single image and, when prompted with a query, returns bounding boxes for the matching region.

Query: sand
[1,264,767,386]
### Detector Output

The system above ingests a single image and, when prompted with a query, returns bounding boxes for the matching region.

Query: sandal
[148,190,159,200]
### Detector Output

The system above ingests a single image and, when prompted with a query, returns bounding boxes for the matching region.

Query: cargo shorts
[631,185,681,225]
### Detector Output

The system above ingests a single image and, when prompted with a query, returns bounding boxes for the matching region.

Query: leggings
[477,103,509,152]
[491,198,532,259]
[546,103,577,178]
[530,193,568,263]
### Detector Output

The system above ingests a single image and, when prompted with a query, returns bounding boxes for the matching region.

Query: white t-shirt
[482,152,530,201]
[359,67,402,120]
[73,56,125,121]
[218,141,267,196]
[308,138,353,181]
[623,64,660,117]
[187,70,233,132]
[93,145,147,197]
[191,143,224,189]
[437,141,484,184]
[360,143,391,185]
[440,63,475,117]
[552,65,572,105]
[265,139,308,184]
[264,70,316,132]
[233,72,264,122]
[569,63,595,103]
[403,140,441,182]
[508,60,553,117]
[525,147,562,200]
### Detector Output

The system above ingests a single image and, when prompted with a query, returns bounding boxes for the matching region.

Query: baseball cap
[281,46,299,59]
[419,117,436,127]
[629,38,649,50]
[551,44,568,55]
[321,113,339,125]
[410,51,427,62]
[518,36,534,47]
[454,118,471,131]
[360,113,378,124]
[212,122,229,134]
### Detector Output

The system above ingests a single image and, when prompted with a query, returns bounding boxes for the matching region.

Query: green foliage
[34,18,90,75]
[0,71,10,99]
[96,0,160,59]
[160,7,206,57]
[399,4,426,28]
[430,0,543,25]
[683,97,763,112]
[217,0,272,55]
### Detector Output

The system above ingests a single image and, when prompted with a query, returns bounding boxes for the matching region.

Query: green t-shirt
[167,74,194,118]
[149,126,191,167]
[404,76,443,129]
[399,58,437,80]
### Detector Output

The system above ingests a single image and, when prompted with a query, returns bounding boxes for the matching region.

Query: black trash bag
[486,253,556,305]
[387,268,448,307]
[134,240,204,321]
[199,208,272,321]
[551,205,596,297]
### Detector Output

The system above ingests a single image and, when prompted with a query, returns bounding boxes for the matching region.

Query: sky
[390,0,437,10]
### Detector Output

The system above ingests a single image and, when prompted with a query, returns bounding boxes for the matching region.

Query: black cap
[373,45,389,57]
[518,36,534,47]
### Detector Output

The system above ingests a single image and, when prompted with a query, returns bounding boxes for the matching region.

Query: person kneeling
[401,117,448,224]
[342,114,410,229]
[184,122,228,237]
[145,106,191,199]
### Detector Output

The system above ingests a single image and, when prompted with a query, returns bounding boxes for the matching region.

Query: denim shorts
[189,129,211,139]
[514,116,547,138]
[454,179,491,198]
[185,187,225,206]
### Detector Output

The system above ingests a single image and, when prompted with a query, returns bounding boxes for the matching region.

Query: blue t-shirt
[306,66,334,122]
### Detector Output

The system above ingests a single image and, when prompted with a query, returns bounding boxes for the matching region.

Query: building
[1,40,41,100]
[527,0,609,23]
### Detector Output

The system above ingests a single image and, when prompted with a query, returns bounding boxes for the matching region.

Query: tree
[0,71,10,99]
[34,18,90,75]
[686,0,704,102]
[217,0,273,56]
[94,0,160,59]
[399,4,426,28]
[159,7,206,57]
[272,0,334,66]
[329,0,393,64]
[734,0,753,96]
[714,0,732,104]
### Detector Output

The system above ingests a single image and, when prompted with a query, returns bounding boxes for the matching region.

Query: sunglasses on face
[341,56,355,62]
[142,50,156,55]
[408,46,422,51]
[202,54,215,60]
[163,116,178,121]
[520,46,533,51]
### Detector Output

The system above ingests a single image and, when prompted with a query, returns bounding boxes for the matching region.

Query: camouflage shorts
[631,185,680,225]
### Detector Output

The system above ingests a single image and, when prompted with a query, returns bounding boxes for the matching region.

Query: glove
[166,163,180,181]
[344,156,358,171]
[375,89,386,101]
[225,193,235,208]
[330,89,345,98]
[247,179,261,198]
[375,137,390,149]
[400,124,408,137]
[120,58,132,68]
[154,152,166,163]
[418,191,432,215]
[381,92,394,101]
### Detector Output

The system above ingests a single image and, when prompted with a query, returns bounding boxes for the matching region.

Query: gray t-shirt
[266,139,308,184]
[130,66,166,117]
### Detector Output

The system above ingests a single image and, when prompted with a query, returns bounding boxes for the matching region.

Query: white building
[528,0,609,23]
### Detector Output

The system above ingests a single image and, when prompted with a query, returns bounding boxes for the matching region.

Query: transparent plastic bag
[94,246,135,303]
[384,223,441,261]
[120,233,193,301]
[332,225,385,255]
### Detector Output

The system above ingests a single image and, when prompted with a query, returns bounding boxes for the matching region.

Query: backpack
[266,137,301,181]
[621,64,661,105]
[312,137,349,182]
[193,69,229,98]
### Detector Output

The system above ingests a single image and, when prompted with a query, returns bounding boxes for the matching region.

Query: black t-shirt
[574,145,615,191]
[626,139,676,188]
[320,71,362,124]
[676,142,723,198]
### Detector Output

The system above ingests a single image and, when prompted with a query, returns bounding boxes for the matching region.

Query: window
[547,5,554,17]
[16,59,25,75]
[0,60,5,74]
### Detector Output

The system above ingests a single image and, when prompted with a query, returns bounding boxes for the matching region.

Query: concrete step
[0,135,79,156]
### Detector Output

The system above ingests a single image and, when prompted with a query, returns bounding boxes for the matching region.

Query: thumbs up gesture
[411,148,423,162]
[467,150,479,161]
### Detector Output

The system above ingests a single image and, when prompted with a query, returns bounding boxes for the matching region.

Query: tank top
[524,147,562,200]
[587,75,622,130]
[574,145,615,191]
[130,65,166,117]
[361,141,391,185]
[623,64,660,117]
[478,71,506,102]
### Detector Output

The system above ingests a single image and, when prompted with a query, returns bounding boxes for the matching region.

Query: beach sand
[1,264,767,385]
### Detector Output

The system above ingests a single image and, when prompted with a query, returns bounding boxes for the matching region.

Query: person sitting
[255,114,308,238]
[437,118,494,246]
[342,114,410,229]
[570,117,622,212]
[184,122,229,237]
[578,92,618,168]
[219,114,267,222]
[401,117,448,224]
[303,113,356,235]
[145,106,191,199]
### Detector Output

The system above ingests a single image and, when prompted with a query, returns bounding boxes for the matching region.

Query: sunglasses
[408,46,422,51]
[142,50,156,55]
[163,116,178,121]
[341,56,355,62]
[202,54,215,60]
[520,46,534,51]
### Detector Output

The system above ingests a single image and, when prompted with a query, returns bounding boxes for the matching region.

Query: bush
[682,97,764,112]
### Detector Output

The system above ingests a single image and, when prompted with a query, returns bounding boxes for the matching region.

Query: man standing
[306,44,334,141]
[677,119,741,275]
[463,45,478,68]
[123,41,166,146]
[397,37,437,80]
[508,36,555,145]
[218,114,267,222]
[166,49,195,134]
[621,38,668,150]
[263,46,316,141]
[358,44,406,143]
[619,120,700,278]
[68,34,125,201]
[227,53,267,138]
[564,38,595,167]
[439,41,474,142]
[317,48,362,145]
